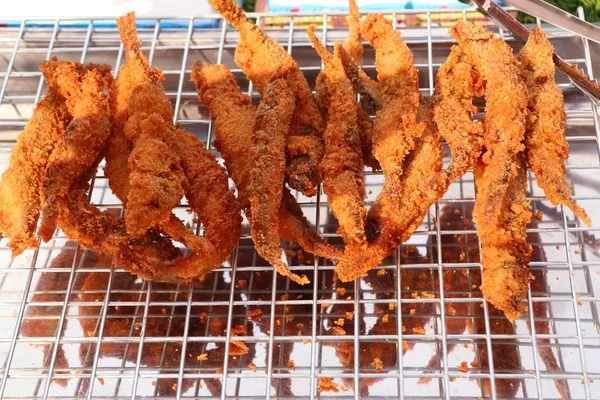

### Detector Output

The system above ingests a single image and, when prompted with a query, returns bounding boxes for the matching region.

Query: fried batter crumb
[389,302,396,310]
[321,303,333,309]
[447,306,456,315]
[370,357,383,372]
[413,327,426,334]
[382,313,389,323]
[200,312,207,322]
[98,377,104,386]
[296,294,303,299]
[281,294,289,301]
[303,339,310,344]
[402,340,409,351]
[87,331,95,337]
[216,367,224,374]
[334,318,345,326]
[410,308,416,315]
[247,308,263,320]
[197,353,208,361]
[341,385,349,391]
[161,308,167,315]
[336,287,347,296]
[248,362,257,372]
[318,377,339,392]
[151,380,156,386]
[470,360,478,367]
[288,360,296,370]
[377,268,386,276]
[332,326,346,335]
[345,311,354,320]
[535,210,543,221]
[172,383,177,391]
[458,361,468,373]
[236,279,247,289]
[346,296,352,300]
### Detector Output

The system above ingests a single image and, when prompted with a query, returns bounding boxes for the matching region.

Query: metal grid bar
[0,6,599,400]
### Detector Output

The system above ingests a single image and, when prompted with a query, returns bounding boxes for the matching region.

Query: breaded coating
[475,154,532,322]
[308,27,367,249]
[37,60,112,242]
[452,21,531,320]
[0,90,70,255]
[115,13,187,236]
[191,62,342,259]
[518,28,591,227]
[337,98,442,280]
[431,45,484,183]
[58,180,224,283]
[105,13,164,203]
[249,78,307,284]
[208,0,325,196]
[343,0,364,64]
[122,86,187,236]
[168,129,242,266]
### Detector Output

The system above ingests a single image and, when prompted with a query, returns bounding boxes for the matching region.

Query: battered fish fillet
[431,45,484,184]
[115,12,187,236]
[58,180,224,283]
[336,97,442,281]
[122,85,187,236]
[167,129,242,266]
[475,154,532,322]
[518,28,591,227]
[308,27,367,249]
[0,90,70,255]
[208,0,325,196]
[452,21,531,320]
[37,60,112,242]
[312,1,379,171]
[343,0,363,65]
[191,62,342,259]
[104,13,164,203]
[249,77,308,284]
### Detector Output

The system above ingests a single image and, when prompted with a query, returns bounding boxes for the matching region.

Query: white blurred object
[5,0,216,17]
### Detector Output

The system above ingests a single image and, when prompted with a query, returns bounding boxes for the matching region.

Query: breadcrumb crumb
[345,311,354,320]
[288,360,296,370]
[413,327,426,334]
[318,377,339,392]
[197,353,208,361]
[334,318,345,326]
[382,313,389,323]
[370,357,383,372]
[377,268,386,276]
[458,361,468,373]
[97,377,104,386]
[236,279,247,289]
[248,362,257,372]
[331,326,346,335]
[247,308,263,320]
[336,287,347,296]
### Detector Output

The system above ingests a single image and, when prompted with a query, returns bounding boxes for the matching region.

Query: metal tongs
[461,0,600,104]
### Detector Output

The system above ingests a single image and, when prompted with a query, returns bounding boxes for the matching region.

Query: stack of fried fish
[0,0,591,321]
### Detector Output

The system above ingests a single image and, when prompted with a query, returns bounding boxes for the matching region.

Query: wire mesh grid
[0,6,599,400]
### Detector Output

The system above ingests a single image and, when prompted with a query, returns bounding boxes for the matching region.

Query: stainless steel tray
[0,7,599,400]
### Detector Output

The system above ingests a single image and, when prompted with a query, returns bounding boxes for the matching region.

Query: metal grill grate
[0,7,599,400]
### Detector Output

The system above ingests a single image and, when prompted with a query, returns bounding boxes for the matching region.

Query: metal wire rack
[0,6,599,400]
